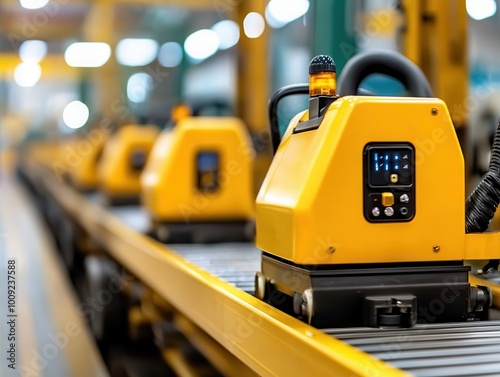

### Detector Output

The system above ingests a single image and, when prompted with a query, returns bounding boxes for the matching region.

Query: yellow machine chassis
[98,124,158,201]
[141,117,254,223]
[257,96,500,265]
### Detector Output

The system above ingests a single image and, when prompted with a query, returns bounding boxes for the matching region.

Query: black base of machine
[149,221,254,244]
[261,253,483,329]
[106,196,141,206]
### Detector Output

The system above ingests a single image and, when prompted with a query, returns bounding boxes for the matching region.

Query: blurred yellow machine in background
[255,51,500,329]
[98,124,159,204]
[142,117,255,243]
[68,134,107,191]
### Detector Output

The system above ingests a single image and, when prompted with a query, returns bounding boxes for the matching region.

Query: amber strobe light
[309,55,336,97]
[171,104,192,124]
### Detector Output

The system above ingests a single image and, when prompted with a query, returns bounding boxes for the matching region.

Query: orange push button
[382,192,394,207]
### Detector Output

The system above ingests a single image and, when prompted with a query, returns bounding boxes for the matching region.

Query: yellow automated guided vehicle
[98,124,158,204]
[141,116,255,243]
[255,51,500,328]
[67,133,107,191]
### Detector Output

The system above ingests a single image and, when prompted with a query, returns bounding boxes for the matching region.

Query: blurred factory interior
[4,0,500,376]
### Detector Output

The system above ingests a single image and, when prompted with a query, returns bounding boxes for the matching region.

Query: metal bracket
[364,295,417,328]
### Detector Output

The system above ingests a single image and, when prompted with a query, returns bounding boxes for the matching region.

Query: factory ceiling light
[184,29,219,61]
[64,42,111,68]
[466,0,497,20]
[116,38,159,67]
[211,20,240,50]
[19,0,49,10]
[158,42,183,67]
[243,12,265,38]
[127,73,153,103]
[266,0,310,28]
[13,62,42,87]
[19,40,48,64]
[62,100,89,129]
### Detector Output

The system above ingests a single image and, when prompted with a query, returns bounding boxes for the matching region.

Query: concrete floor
[0,170,108,377]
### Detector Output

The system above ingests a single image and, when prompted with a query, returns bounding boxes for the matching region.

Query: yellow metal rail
[23,159,408,377]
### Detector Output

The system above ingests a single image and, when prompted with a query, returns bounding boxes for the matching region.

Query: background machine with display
[255,50,500,328]
[98,124,159,205]
[141,116,255,243]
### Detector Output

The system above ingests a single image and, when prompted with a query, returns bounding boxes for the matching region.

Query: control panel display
[130,149,147,171]
[196,151,219,193]
[364,143,415,223]
[369,148,413,186]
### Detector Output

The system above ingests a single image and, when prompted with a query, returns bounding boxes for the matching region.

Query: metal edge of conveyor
[21,157,408,377]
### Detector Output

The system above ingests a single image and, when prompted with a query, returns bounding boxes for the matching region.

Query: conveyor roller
[171,244,260,293]
[328,321,500,376]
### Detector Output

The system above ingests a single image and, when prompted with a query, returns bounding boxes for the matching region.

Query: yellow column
[82,0,121,119]
[402,0,468,128]
[235,0,269,135]
[235,0,272,193]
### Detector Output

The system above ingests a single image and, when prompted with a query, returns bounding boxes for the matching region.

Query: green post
[313,0,357,74]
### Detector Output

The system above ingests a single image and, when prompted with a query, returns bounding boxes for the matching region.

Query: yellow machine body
[99,124,158,201]
[69,135,106,191]
[257,96,469,265]
[141,117,254,223]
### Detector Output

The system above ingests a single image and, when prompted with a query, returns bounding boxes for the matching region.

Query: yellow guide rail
[23,158,406,377]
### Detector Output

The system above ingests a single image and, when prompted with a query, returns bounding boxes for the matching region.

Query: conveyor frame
[22,160,406,377]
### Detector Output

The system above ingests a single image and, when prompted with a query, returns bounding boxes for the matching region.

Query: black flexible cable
[467,120,500,272]
[488,120,500,173]
[466,120,500,233]
[466,171,500,233]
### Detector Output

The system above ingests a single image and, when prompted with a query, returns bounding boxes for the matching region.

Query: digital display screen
[197,152,219,172]
[197,151,219,192]
[369,147,413,186]
[130,149,147,171]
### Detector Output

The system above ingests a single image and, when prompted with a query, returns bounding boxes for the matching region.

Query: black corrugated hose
[466,120,500,272]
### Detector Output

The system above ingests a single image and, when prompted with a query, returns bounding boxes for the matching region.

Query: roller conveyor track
[171,244,260,293]
[24,168,500,377]
[327,321,500,376]
[91,192,261,294]
[86,192,151,234]
[88,193,500,376]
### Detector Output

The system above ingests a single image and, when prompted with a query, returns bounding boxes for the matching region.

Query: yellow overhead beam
[0,53,80,80]
[0,0,217,9]
[114,0,215,8]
